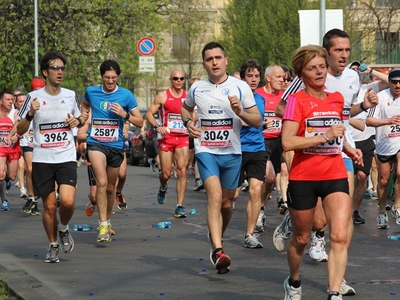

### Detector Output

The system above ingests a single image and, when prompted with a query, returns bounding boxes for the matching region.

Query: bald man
[146,69,189,218]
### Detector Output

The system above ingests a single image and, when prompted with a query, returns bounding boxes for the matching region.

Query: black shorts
[287,178,349,210]
[238,151,267,187]
[376,152,399,163]
[21,146,33,155]
[86,142,124,168]
[264,137,283,173]
[32,161,77,197]
[189,137,194,150]
[354,136,375,176]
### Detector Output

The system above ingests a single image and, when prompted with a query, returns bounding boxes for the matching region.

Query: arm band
[25,113,33,121]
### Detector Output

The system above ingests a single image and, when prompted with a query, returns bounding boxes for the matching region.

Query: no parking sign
[137,37,156,56]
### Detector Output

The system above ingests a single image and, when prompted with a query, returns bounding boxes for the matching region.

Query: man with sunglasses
[17,51,87,263]
[366,69,400,228]
[255,65,288,230]
[146,70,189,218]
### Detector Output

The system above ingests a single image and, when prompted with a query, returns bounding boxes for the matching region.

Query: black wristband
[76,117,84,127]
[25,113,33,121]
[360,102,368,112]
[124,112,130,120]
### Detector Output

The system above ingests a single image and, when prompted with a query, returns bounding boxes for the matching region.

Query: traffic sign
[139,56,155,72]
[137,37,156,56]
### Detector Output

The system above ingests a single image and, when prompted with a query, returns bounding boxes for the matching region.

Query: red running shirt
[159,89,188,135]
[255,87,283,139]
[283,90,347,181]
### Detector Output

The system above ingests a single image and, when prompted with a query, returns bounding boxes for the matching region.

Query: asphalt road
[1,163,400,300]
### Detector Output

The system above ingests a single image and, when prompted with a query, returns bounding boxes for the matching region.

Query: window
[172,27,188,59]
[375,31,400,63]
[375,0,387,7]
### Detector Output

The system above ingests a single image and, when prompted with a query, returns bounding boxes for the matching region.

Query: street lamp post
[34,0,39,76]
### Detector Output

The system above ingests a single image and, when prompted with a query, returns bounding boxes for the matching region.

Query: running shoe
[254,209,265,233]
[309,231,328,262]
[371,190,378,200]
[279,202,288,215]
[108,224,115,235]
[244,234,263,248]
[5,180,11,191]
[327,293,343,300]
[210,248,231,274]
[283,276,302,300]
[15,181,20,187]
[241,179,249,192]
[19,187,28,198]
[391,205,400,225]
[157,185,167,204]
[85,201,96,217]
[22,198,35,214]
[232,200,236,210]
[174,205,187,218]
[277,195,283,208]
[59,230,74,253]
[1,200,9,211]
[30,202,41,216]
[327,278,356,296]
[45,244,60,263]
[193,179,204,191]
[352,210,365,224]
[116,192,127,210]
[149,159,157,172]
[97,225,111,242]
[187,166,195,175]
[273,211,292,251]
[377,212,389,229]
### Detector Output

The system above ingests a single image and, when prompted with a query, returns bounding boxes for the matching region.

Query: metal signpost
[137,37,156,108]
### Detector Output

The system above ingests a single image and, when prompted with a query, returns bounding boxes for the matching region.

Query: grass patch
[0,278,20,300]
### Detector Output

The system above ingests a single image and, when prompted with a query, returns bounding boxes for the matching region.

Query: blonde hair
[291,45,328,77]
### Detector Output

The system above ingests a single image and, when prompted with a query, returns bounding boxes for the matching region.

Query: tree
[218,0,310,75]
[0,0,167,94]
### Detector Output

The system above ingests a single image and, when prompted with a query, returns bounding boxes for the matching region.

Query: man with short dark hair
[181,42,262,274]
[81,60,143,243]
[17,51,87,263]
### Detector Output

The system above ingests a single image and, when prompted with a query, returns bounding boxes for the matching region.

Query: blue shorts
[196,153,241,190]
[343,157,354,173]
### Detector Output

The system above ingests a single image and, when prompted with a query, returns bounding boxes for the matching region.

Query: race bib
[28,128,34,148]
[263,111,282,133]
[39,122,72,148]
[90,118,119,142]
[0,130,9,148]
[303,116,342,155]
[167,113,187,134]
[200,118,233,148]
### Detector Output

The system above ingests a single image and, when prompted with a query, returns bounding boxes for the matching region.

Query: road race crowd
[1,28,400,300]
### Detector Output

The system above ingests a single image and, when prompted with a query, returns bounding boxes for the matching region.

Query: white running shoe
[377,212,389,229]
[273,211,292,251]
[309,231,328,262]
[20,187,28,198]
[283,276,302,300]
[254,209,265,233]
[391,205,400,225]
[244,234,263,248]
[327,278,356,296]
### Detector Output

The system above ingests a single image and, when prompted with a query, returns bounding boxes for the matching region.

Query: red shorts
[158,135,189,152]
[0,147,21,161]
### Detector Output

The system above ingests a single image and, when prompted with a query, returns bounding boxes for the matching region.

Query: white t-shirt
[348,81,379,142]
[184,76,256,155]
[18,87,81,163]
[369,88,400,155]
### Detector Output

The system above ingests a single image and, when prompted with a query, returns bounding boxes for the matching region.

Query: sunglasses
[172,77,185,81]
[48,65,66,71]
[283,78,293,83]
[390,79,400,85]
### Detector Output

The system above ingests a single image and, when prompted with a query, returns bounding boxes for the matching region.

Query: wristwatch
[154,124,161,129]
[183,118,192,127]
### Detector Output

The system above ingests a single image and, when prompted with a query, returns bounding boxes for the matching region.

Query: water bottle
[359,63,368,72]
[73,224,92,232]
[387,235,400,240]
[152,222,172,228]
[189,209,196,215]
